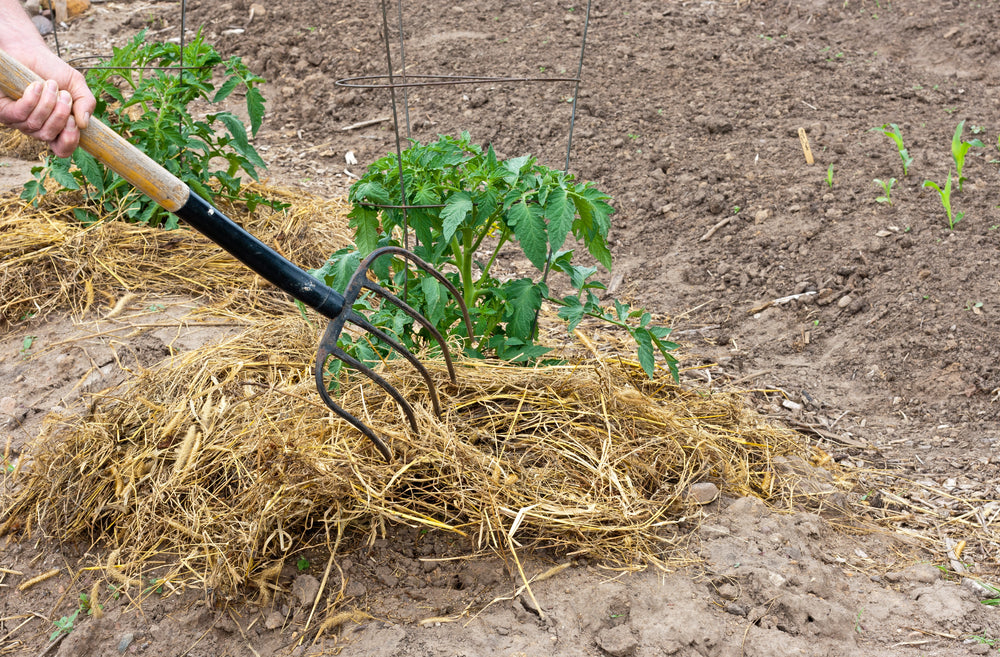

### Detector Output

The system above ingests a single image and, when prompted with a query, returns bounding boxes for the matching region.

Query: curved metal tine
[314,338,415,463]
[352,245,474,383]
[344,309,443,417]
[334,249,445,416]
[356,279,457,384]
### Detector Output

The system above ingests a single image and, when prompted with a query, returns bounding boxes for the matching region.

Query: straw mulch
[0,185,352,325]
[0,126,43,161]
[0,314,825,596]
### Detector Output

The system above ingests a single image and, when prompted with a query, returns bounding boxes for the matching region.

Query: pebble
[31,14,52,35]
[291,574,320,607]
[117,633,134,654]
[687,482,720,505]
[596,625,638,657]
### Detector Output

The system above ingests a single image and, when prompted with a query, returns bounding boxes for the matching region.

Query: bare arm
[0,0,96,157]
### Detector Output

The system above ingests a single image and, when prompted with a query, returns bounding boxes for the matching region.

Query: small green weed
[19,335,35,359]
[50,610,79,642]
[952,119,985,190]
[873,177,896,204]
[826,163,834,188]
[871,123,913,176]
[296,557,311,572]
[923,172,963,229]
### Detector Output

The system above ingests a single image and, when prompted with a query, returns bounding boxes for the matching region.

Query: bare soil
[2,0,1000,655]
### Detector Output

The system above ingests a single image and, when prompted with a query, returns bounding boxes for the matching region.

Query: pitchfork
[0,49,472,462]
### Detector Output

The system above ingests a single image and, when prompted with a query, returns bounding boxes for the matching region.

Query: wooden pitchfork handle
[0,47,349,320]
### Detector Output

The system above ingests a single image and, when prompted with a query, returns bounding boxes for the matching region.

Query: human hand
[0,6,97,158]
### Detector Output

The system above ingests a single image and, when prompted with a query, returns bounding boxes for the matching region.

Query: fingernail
[82,111,90,128]
[45,80,58,93]
[25,81,39,95]
[59,90,71,105]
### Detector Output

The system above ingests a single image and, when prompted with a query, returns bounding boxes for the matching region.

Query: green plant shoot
[826,163,834,188]
[873,178,895,205]
[871,123,913,176]
[22,30,284,228]
[316,133,679,380]
[923,172,963,229]
[951,119,985,190]
[50,610,79,642]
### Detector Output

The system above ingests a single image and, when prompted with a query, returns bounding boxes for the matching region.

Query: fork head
[313,246,473,462]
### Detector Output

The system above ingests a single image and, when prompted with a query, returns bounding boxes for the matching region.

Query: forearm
[0,0,48,56]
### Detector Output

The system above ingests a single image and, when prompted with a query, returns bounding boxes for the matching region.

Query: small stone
[725,602,747,616]
[687,482,720,505]
[837,294,853,309]
[898,563,941,584]
[767,571,787,588]
[249,2,266,16]
[30,14,51,35]
[815,288,836,305]
[117,633,134,654]
[716,583,739,600]
[264,611,284,630]
[754,209,770,223]
[292,574,320,607]
[699,524,730,539]
[969,642,991,655]
[596,625,638,657]
[781,399,803,412]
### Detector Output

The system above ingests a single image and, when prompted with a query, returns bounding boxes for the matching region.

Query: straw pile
[0,183,843,599]
[0,184,352,325]
[0,313,823,594]
[0,126,42,160]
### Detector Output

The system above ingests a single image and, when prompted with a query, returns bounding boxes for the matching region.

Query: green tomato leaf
[508,199,548,271]
[420,275,446,327]
[545,186,575,252]
[348,205,381,255]
[440,191,473,242]
[503,278,543,340]
[634,328,656,378]
[245,86,265,136]
[47,159,80,191]
[557,295,586,332]
[72,150,105,193]
[212,76,239,103]
[501,155,532,184]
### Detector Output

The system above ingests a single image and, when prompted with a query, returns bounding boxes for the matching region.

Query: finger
[0,80,43,126]
[65,76,95,130]
[33,90,74,144]
[49,114,79,159]
[19,80,60,135]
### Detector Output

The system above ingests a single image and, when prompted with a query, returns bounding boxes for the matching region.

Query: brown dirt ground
[2,0,1000,655]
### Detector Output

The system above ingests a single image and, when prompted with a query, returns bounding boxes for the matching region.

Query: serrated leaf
[314,249,361,292]
[352,180,391,205]
[72,150,105,193]
[634,328,656,378]
[245,87,265,136]
[212,77,239,103]
[47,160,80,191]
[501,155,531,184]
[545,186,575,252]
[508,200,548,271]
[348,205,381,255]
[557,296,585,332]
[420,276,445,326]
[504,278,543,340]
[440,191,472,242]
